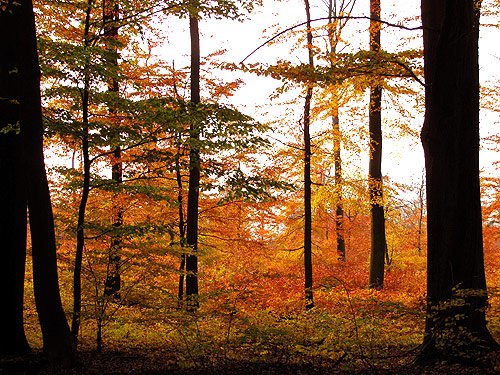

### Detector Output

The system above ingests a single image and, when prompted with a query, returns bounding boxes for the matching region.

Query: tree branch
[240,15,424,64]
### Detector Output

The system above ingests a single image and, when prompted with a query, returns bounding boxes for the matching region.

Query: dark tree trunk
[331,93,346,262]
[302,0,314,310]
[0,0,76,365]
[418,0,498,363]
[368,0,386,289]
[417,171,425,255]
[185,11,201,310]
[71,0,93,346]
[105,146,122,299]
[0,0,30,354]
[103,0,122,301]
[176,142,187,305]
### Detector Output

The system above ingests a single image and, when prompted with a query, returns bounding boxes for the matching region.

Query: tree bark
[418,0,498,363]
[327,0,356,262]
[368,0,386,289]
[327,0,347,263]
[302,0,315,310]
[71,0,93,346]
[176,142,187,305]
[1,0,76,365]
[0,0,30,354]
[103,0,123,301]
[185,10,201,311]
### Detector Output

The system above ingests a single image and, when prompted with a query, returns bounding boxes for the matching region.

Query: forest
[1,0,499,373]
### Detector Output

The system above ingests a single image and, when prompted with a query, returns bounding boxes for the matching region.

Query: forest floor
[2,348,499,374]
[9,244,498,374]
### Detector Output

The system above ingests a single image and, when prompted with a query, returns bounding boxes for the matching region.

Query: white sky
[151,0,499,186]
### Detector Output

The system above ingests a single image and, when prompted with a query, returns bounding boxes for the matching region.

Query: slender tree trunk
[303,0,314,310]
[185,10,201,310]
[176,142,187,305]
[417,170,425,255]
[0,0,76,365]
[368,0,386,289]
[0,0,30,354]
[327,0,354,262]
[71,0,93,345]
[418,0,498,363]
[332,107,345,262]
[103,0,122,301]
[105,146,122,299]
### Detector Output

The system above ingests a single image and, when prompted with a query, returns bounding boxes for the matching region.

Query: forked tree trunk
[418,0,498,363]
[368,0,386,289]
[2,0,76,365]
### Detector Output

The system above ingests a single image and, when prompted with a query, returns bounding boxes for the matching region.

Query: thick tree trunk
[185,12,201,310]
[303,0,314,310]
[0,1,30,354]
[0,133,29,355]
[71,0,93,346]
[2,0,76,365]
[418,0,498,363]
[368,0,386,289]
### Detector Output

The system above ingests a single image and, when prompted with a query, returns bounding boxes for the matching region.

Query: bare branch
[240,15,423,64]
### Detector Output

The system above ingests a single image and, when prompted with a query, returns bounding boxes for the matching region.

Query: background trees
[2,0,498,372]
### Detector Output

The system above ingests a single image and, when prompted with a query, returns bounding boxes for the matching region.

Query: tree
[324,0,357,262]
[102,0,123,302]
[0,0,30,353]
[185,6,201,310]
[302,0,315,310]
[418,0,498,363]
[37,0,164,344]
[367,0,386,289]
[0,0,76,365]
[179,0,263,310]
[71,0,94,344]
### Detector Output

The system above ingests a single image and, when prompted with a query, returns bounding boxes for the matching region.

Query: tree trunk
[103,0,123,301]
[185,10,201,311]
[332,106,346,262]
[417,171,425,255]
[418,0,498,363]
[326,0,356,262]
[0,0,30,354]
[71,0,93,346]
[176,142,187,305]
[368,0,386,289]
[303,0,314,310]
[105,146,122,300]
[330,92,346,263]
[327,0,347,264]
[2,0,76,365]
